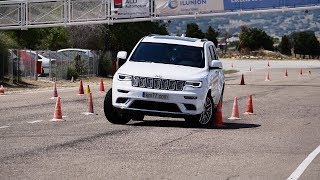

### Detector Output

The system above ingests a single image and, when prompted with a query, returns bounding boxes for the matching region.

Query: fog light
[116,98,129,103]
[184,96,197,100]
[184,104,196,111]
[118,89,129,93]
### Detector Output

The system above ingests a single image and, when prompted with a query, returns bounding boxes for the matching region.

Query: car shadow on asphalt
[130,120,261,130]
[217,122,261,129]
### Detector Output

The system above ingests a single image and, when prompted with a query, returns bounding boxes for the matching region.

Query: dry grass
[220,50,294,60]
[0,76,113,93]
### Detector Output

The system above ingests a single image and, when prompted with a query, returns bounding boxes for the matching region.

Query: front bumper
[112,82,207,116]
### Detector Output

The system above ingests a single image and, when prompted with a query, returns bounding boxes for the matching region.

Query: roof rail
[148,34,159,37]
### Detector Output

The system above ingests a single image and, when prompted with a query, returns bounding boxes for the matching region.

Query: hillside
[167,9,320,38]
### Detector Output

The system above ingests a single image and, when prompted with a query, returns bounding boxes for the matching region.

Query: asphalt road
[0,61,320,180]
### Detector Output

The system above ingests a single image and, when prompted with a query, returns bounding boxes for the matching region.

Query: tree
[39,27,69,50]
[308,33,320,59]
[185,23,204,39]
[67,25,106,50]
[291,31,320,58]
[279,35,291,56]
[7,28,47,49]
[106,21,168,52]
[0,33,9,79]
[0,32,19,80]
[239,26,274,51]
[205,26,219,47]
[6,27,68,50]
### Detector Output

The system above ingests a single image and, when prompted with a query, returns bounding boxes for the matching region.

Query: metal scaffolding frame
[0,0,319,30]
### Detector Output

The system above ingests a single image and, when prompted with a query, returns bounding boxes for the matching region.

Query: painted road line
[27,120,43,124]
[287,145,320,180]
[0,125,10,129]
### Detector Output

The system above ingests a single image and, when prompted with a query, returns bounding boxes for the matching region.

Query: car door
[207,44,222,105]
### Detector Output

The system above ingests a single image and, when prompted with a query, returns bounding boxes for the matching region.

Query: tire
[220,84,225,104]
[185,95,215,128]
[104,89,131,124]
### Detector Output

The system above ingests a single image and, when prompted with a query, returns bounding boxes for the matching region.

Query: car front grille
[132,76,185,91]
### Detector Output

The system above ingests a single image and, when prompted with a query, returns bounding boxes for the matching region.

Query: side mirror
[116,51,127,69]
[209,60,222,69]
[117,51,127,60]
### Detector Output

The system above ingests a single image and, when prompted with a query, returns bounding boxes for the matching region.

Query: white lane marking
[82,112,95,115]
[287,145,320,180]
[27,120,43,124]
[0,125,10,129]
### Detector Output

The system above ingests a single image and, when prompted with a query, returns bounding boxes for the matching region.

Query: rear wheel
[104,89,131,124]
[185,95,215,128]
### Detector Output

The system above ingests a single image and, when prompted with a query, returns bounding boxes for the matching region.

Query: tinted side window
[209,46,217,60]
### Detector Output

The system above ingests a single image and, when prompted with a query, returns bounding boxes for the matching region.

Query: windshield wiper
[132,59,156,63]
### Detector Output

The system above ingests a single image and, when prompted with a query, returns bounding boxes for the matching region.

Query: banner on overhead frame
[155,0,225,16]
[156,0,320,16]
[223,0,320,11]
[111,0,150,19]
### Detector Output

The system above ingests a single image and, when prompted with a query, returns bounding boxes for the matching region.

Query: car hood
[117,61,208,81]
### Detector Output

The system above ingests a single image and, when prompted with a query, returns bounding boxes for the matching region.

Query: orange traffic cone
[99,79,105,92]
[284,69,288,77]
[52,97,64,121]
[51,82,58,99]
[78,80,84,95]
[214,102,225,128]
[85,85,91,94]
[0,85,4,95]
[240,74,245,85]
[243,95,255,115]
[265,70,271,81]
[84,93,94,115]
[299,68,303,76]
[228,97,241,120]
[88,93,94,113]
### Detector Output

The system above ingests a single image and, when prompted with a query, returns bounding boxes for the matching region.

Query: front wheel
[104,89,131,124]
[185,96,215,128]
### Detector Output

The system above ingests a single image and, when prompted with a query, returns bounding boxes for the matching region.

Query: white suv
[104,35,225,127]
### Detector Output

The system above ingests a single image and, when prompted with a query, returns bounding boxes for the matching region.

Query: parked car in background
[57,48,97,61]
[39,51,69,66]
[18,50,55,75]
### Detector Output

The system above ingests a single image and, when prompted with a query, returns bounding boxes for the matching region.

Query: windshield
[130,42,205,68]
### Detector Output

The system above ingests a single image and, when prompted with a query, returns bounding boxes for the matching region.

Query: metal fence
[1,49,102,82]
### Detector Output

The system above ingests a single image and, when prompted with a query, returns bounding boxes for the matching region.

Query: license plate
[143,92,169,100]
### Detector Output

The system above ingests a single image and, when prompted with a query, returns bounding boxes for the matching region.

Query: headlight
[118,74,132,81]
[185,81,202,88]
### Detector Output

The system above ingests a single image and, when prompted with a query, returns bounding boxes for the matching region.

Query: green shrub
[67,66,79,80]
[74,54,87,75]
[99,51,113,76]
